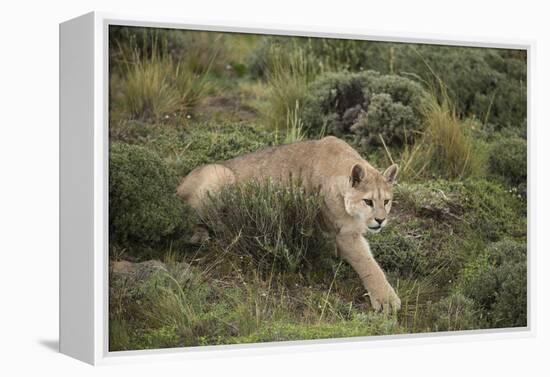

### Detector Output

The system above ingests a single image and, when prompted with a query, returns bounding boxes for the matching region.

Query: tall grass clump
[263,44,321,135]
[110,35,214,123]
[109,258,216,350]
[279,101,306,144]
[399,89,486,181]
[200,179,331,273]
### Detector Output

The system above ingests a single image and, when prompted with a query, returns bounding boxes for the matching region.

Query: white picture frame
[59,11,534,365]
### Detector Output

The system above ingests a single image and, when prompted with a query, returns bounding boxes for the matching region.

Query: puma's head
[343,163,399,233]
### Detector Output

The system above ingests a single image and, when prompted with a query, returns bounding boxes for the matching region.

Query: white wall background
[0,0,548,375]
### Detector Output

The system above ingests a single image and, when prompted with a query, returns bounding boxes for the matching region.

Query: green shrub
[488,136,527,194]
[457,239,527,328]
[420,293,480,332]
[369,226,423,277]
[462,180,526,242]
[369,217,469,285]
[301,71,425,146]
[109,143,194,248]
[399,45,527,131]
[301,72,365,136]
[351,93,417,146]
[200,179,332,273]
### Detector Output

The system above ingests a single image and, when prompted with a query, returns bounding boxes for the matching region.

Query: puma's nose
[375,217,385,225]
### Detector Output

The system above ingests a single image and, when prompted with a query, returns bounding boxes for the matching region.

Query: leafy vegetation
[109,143,196,256]
[301,71,425,146]
[488,136,527,197]
[200,179,332,272]
[457,239,527,328]
[108,26,528,351]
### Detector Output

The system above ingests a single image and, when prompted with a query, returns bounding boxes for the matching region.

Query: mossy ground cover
[108,27,527,351]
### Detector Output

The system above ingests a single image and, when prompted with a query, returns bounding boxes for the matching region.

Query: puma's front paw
[368,282,401,313]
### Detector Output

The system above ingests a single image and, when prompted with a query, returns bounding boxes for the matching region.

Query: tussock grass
[399,90,486,181]
[110,36,214,123]
[279,101,306,144]
[263,45,320,135]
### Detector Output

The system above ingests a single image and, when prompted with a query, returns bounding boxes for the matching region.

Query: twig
[318,261,343,324]
[378,134,395,165]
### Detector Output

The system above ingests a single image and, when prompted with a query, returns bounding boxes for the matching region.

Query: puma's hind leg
[176,164,236,244]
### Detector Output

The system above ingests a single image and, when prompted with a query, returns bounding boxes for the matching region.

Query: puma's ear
[383,164,399,184]
[350,164,365,187]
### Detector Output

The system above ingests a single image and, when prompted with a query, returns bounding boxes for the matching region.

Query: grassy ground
[108,27,527,351]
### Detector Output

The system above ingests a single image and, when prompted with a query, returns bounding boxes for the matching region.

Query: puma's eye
[363,199,374,207]
[384,199,390,206]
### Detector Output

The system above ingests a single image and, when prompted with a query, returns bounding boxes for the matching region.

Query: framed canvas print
[59,12,532,365]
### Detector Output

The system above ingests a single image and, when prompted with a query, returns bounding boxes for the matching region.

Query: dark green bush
[109,142,194,248]
[370,218,470,285]
[458,239,527,328]
[301,71,425,146]
[488,136,527,195]
[421,293,480,332]
[390,45,526,131]
[369,226,423,277]
[351,93,417,146]
[301,72,365,136]
[200,179,332,273]
[462,179,526,242]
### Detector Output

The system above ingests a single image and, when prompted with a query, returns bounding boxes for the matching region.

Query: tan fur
[177,136,401,312]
